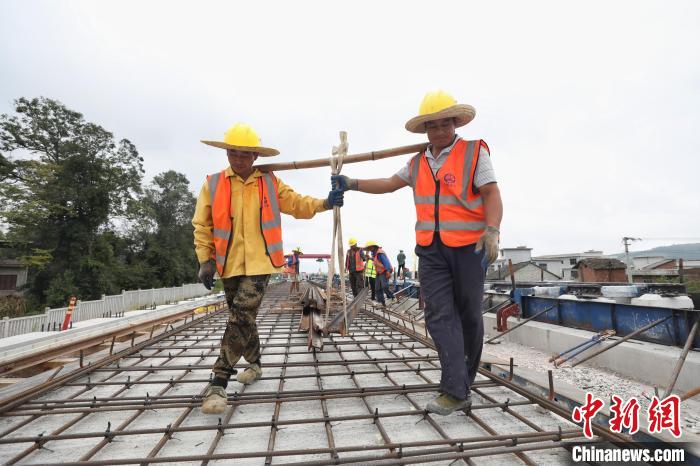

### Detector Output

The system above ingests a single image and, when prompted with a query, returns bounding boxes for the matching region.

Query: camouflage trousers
[212,274,270,380]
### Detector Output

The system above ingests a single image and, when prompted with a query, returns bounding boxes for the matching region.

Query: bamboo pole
[255,142,428,172]
[681,385,700,402]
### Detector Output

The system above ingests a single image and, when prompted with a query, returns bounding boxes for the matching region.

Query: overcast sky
[2,0,699,273]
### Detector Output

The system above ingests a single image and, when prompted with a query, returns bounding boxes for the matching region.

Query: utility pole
[622,236,642,283]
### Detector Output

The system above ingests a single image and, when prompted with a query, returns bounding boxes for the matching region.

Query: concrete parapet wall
[0,283,212,339]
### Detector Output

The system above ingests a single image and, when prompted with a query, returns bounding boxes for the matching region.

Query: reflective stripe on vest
[365,259,376,278]
[207,170,285,276]
[258,173,285,267]
[346,249,365,272]
[409,139,487,247]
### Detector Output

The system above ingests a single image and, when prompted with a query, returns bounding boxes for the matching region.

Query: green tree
[128,170,198,288]
[0,97,144,307]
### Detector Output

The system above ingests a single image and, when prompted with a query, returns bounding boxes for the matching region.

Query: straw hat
[405,91,476,134]
[201,123,279,156]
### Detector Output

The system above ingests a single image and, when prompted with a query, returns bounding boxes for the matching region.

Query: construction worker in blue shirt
[364,241,395,307]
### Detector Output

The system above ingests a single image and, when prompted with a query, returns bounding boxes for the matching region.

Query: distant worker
[397,249,407,279]
[288,247,302,294]
[364,254,377,300]
[332,91,503,415]
[364,241,395,307]
[193,123,344,414]
[345,238,365,298]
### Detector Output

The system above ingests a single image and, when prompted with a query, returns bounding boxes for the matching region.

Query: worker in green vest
[364,254,377,300]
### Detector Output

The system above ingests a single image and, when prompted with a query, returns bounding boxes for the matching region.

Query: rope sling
[324,132,349,333]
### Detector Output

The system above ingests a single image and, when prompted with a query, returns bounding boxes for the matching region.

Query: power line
[638,237,700,241]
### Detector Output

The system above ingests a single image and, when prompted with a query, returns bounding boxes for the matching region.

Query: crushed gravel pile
[483,338,700,436]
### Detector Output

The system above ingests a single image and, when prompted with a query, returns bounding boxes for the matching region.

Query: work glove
[324,189,344,209]
[331,175,358,192]
[475,226,500,266]
[198,259,217,290]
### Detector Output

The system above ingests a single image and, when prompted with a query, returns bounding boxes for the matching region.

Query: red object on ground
[61,296,77,331]
[495,302,521,332]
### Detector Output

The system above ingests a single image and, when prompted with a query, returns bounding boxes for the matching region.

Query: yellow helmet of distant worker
[364,240,378,248]
[292,247,302,253]
[348,237,358,246]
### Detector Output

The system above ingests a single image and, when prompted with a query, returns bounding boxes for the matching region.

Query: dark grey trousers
[367,276,376,300]
[349,271,364,298]
[376,273,394,305]
[416,237,486,400]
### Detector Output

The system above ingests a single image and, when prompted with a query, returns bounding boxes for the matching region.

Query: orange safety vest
[373,249,393,278]
[207,170,285,275]
[408,139,487,247]
[345,248,365,272]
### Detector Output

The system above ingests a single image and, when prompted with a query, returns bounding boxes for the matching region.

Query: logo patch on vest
[443,173,456,185]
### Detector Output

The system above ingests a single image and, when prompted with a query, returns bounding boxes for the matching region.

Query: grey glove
[475,226,500,266]
[198,259,217,290]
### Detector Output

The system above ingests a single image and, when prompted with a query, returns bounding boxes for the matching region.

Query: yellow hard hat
[364,240,378,248]
[293,247,302,253]
[201,123,280,156]
[405,90,476,134]
[348,237,358,246]
[419,90,457,115]
[225,123,260,147]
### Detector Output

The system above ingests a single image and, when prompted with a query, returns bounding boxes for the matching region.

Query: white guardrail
[0,283,212,339]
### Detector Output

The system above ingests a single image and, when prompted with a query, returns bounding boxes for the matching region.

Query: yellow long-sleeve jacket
[192,167,328,277]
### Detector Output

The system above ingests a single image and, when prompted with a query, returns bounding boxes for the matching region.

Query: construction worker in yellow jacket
[332,91,503,416]
[193,123,344,414]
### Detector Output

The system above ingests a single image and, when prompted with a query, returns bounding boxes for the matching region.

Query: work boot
[236,363,262,384]
[201,385,228,414]
[426,393,471,416]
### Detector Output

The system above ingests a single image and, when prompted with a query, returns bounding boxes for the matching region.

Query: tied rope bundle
[324,131,348,333]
